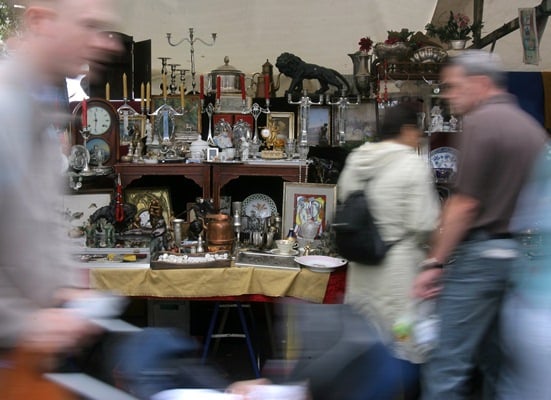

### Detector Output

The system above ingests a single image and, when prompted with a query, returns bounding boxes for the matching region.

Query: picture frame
[124,187,173,230]
[332,100,377,144]
[300,106,331,145]
[282,182,337,239]
[267,112,295,140]
[151,94,202,137]
[207,147,219,161]
[62,191,113,231]
[119,114,146,146]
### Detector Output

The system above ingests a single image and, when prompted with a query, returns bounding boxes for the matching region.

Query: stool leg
[237,302,261,378]
[201,302,220,364]
[212,306,230,355]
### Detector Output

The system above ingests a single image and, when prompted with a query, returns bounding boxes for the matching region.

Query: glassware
[285,139,295,159]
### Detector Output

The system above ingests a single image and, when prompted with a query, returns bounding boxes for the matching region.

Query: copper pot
[205,213,234,252]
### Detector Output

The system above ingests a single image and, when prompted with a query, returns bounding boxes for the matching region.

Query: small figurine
[449,115,458,131]
[240,137,249,161]
[430,105,444,132]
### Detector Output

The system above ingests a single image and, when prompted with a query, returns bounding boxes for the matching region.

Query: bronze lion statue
[276,52,350,95]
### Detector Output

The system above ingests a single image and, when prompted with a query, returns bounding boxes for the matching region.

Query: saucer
[269,248,299,256]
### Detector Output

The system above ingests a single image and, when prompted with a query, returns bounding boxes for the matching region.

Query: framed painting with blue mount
[151,94,201,142]
[71,98,120,166]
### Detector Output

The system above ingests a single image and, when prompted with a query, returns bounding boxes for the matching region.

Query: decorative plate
[430,146,459,171]
[294,255,347,273]
[242,193,277,218]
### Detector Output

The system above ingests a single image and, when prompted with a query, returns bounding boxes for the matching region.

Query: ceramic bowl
[410,46,448,63]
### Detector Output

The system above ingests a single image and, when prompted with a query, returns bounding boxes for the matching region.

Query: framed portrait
[267,112,295,140]
[332,100,377,144]
[207,147,219,161]
[299,106,331,145]
[151,94,202,137]
[282,182,337,239]
[119,114,146,146]
[124,187,173,230]
[62,191,112,231]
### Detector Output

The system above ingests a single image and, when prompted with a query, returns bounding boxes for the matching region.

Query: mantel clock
[72,98,120,166]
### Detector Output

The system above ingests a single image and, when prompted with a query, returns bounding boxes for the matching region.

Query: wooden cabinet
[115,161,309,211]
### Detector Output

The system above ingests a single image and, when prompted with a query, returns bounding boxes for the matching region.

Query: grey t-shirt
[453,93,548,234]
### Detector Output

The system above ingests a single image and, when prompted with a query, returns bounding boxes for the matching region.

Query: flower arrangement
[383,29,422,50]
[425,11,483,42]
[358,36,374,53]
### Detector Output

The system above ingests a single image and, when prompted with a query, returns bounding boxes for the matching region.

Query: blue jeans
[497,293,551,399]
[422,236,518,400]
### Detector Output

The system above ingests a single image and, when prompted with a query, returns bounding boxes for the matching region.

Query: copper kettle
[252,59,281,98]
[204,213,234,252]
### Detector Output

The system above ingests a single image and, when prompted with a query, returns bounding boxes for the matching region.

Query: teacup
[275,239,297,254]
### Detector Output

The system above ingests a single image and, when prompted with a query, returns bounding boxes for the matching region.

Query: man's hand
[19,308,102,356]
[412,268,444,299]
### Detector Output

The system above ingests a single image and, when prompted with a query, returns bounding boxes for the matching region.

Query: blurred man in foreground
[413,51,548,399]
[0,0,121,397]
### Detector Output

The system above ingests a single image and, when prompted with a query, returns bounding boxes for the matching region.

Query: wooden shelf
[372,60,443,81]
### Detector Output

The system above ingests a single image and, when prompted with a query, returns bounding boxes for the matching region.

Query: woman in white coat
[337,103,440,399]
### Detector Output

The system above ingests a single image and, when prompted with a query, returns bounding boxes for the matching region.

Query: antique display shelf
[115,162,212,200]
[372,60,443,81]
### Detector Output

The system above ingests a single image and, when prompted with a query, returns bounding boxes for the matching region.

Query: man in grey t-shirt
[413,51,548,399]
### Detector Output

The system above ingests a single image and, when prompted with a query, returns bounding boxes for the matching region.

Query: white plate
[430,146,458,171]
[242,193,277,218]
[294,255,347,273]
[269,248,300,256]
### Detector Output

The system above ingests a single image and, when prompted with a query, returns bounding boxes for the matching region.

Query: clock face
[72,98,119,166]
[88,105,113,135]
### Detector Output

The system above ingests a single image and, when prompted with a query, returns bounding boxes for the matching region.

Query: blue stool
[201,301,260,378]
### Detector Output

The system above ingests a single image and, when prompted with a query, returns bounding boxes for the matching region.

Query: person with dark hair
[413,50,548,399]
[337,103,440,399]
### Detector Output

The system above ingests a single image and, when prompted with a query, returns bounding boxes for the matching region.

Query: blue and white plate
[430,146,459,171]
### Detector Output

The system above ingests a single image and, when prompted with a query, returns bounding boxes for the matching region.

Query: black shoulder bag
[333,181,396,265]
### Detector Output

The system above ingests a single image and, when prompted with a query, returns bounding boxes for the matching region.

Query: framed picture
[299,106,331,145]
[268,112,295,140]
[124,187,173,230]
[332,100,377,144]
[207,147,219,161]
[282,182,337,239]
[151,94,202,137]
[119,114,146,146]
[62,191,113,231]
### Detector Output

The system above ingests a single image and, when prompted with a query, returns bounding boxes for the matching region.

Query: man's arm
[412,193,479,299]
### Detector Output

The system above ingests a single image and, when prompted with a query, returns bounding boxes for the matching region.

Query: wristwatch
[419,257,444,271]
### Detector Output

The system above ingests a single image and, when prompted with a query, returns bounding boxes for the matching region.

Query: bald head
[18,0,121,83]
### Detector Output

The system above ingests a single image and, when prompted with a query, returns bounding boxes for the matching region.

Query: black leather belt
[464,229,513,241]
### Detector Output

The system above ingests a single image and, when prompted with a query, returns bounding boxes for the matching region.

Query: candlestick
[162,73,168,99]
[105,82,110,101]
[81,99,87,127]
[216,75,221,100]
[146,82,151,112]
[264,74,270,99]
[122,73,128,100]
[180,84,185,109]
[240,75,246,100]
[166,28,217,94]
[140,82,145,111]
[199,75,204,99]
